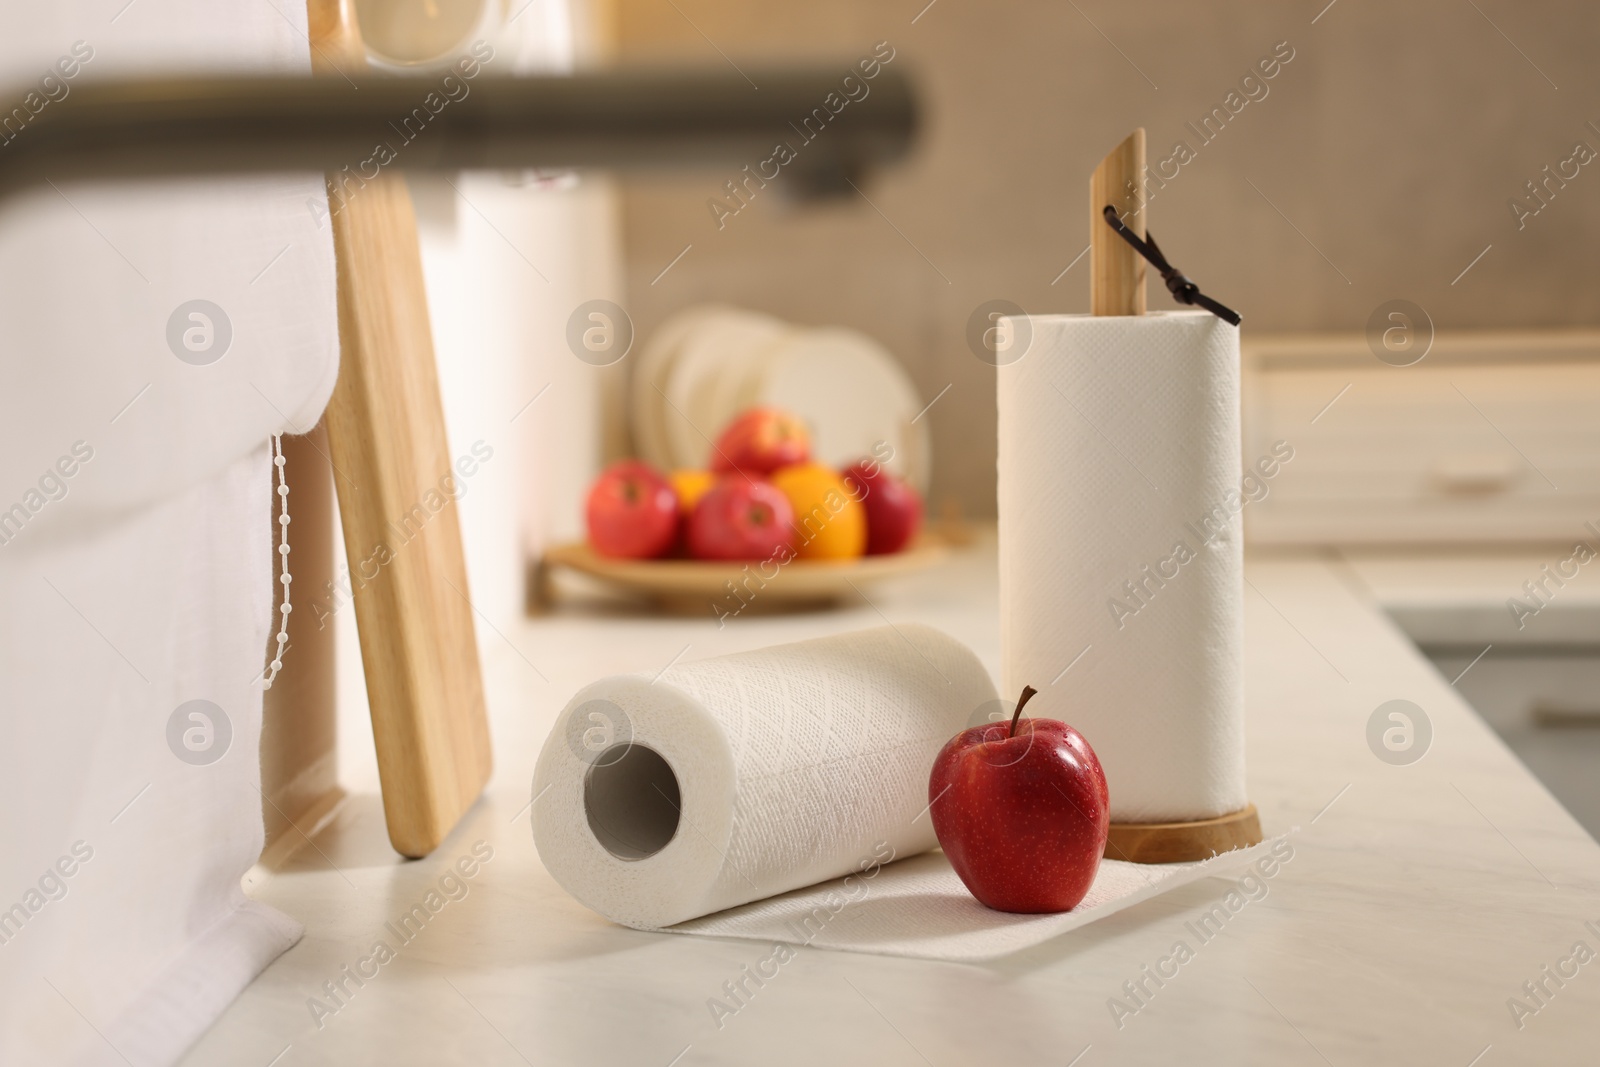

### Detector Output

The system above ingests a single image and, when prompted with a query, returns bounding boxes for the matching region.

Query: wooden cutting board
[304,0,491,858]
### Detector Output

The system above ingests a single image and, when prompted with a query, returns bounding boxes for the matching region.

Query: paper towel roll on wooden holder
[1091,128,1263,863]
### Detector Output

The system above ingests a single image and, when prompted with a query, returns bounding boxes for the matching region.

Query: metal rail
[0,68,916,197]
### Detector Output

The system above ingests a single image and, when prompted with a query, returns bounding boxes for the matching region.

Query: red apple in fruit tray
[687,477,797,561]
[842,460,923,555]
[929,686,1110,913]
[585,459,679,559]
[710,407,811,476]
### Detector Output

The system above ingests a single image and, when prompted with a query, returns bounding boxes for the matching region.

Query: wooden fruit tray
[534,535,949,614]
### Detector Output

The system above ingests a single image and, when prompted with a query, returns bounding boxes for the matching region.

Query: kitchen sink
[1334,551,1600,842]
[1421,643,1600,841]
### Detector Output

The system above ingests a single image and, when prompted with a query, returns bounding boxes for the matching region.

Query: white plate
[660,309,786,468]
[632,308,932,493]
[753,327,930,492]
[629,305,724,470]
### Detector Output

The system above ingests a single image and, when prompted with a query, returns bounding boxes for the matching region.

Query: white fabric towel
[997,311,1247,823]
[0,4,338,537]
[0,447,302,1066]
[0,3,338,1064]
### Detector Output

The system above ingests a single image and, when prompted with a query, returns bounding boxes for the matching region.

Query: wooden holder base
[1105,804,1263,865]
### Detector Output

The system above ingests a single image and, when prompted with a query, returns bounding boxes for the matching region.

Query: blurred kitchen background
[340,0,1600,836]
[612,0,1600,519]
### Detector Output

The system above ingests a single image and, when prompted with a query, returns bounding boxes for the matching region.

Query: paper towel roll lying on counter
[532,625,998,929]
[997,310,1245,824]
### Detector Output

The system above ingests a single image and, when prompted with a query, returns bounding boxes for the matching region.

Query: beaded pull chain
[263,434,291,691]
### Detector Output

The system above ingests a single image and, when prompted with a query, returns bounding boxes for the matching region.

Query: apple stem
[1009,685,1038,737]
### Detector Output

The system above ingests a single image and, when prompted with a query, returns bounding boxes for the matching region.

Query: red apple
[710,407,811,476]
[687,476,797,561]
[585,460,679,560]
[929,686,1109,913]
[842,460,924,555]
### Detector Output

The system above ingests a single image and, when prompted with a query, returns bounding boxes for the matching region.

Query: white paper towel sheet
[532,625,999,929]
[998,310,1246,824]
[670,836,1288,961]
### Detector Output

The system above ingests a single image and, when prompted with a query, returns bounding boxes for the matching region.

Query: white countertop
[1339,546,1600,647]
[185,534,1600,1066]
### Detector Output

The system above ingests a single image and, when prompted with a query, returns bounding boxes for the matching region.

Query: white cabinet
[1243,331,1600,545]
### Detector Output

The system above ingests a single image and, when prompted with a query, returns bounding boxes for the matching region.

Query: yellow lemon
[769,463,866,560]
[670,469,715,516]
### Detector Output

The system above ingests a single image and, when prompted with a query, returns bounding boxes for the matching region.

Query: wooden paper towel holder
[1091,129,1263,864]
[1105,805,1263,865]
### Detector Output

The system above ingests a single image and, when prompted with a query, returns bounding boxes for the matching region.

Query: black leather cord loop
[1101,205,1242,327]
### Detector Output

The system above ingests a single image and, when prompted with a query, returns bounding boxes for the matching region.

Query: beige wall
[612,0,1600,517]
